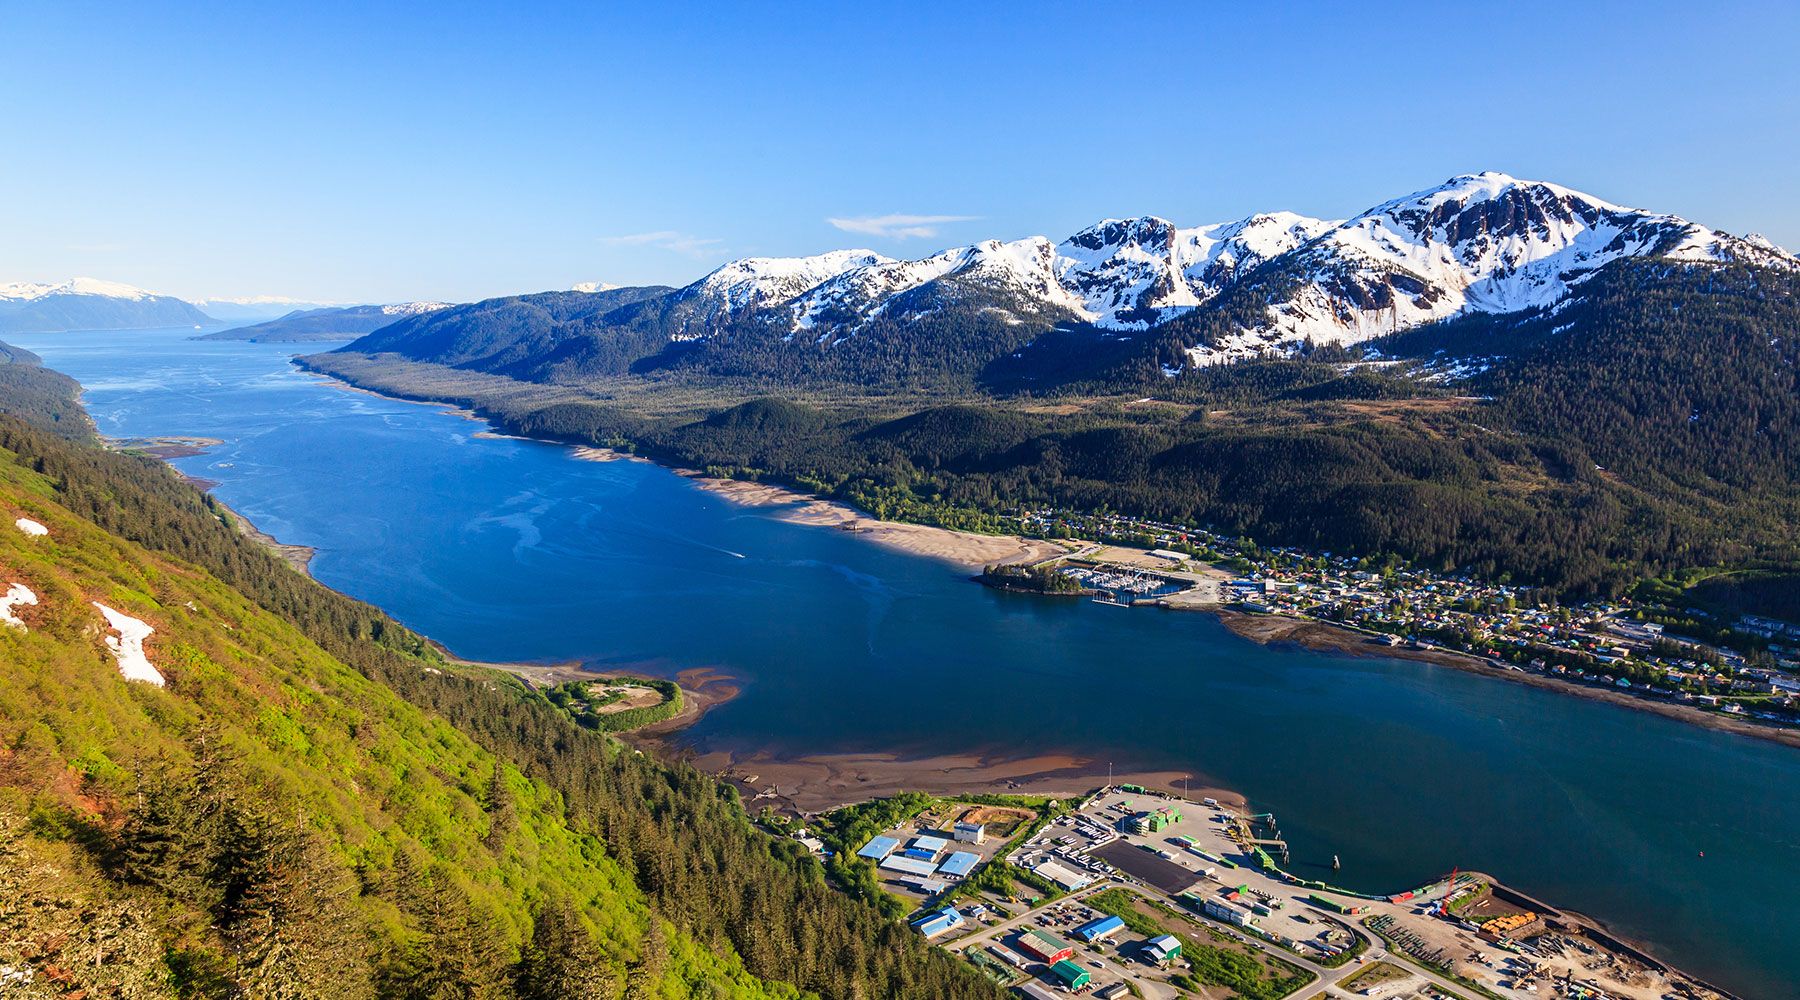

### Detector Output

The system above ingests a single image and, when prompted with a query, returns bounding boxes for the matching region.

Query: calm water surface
[15,329,1800,998]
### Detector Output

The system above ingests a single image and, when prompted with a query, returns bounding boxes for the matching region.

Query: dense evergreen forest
[0,339,96,440]
[310,258,1800,598]
[0,398,1003,996]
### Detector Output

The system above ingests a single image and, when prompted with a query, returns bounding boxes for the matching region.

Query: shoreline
[296,361,1800,752]
[133,367,1743,998]
[1216,610,1800,751]
[568,441,1065,570]
[684,473,1066,570]
[645,739,1249,817]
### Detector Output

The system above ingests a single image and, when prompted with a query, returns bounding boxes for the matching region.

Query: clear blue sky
[4,1,1797,303]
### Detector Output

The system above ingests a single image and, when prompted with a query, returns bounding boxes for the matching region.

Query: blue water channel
[13,328,1799,998]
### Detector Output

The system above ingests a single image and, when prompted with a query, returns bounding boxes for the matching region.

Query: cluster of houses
[1019,506,1800,728]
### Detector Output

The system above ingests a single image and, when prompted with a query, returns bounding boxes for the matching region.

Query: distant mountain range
[198,301,452,342]
[191,296,343,321]
[0,278,221,333]
[338,172,1796,387]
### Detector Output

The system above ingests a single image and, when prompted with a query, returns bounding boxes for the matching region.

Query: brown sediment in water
[637,733,1245,816]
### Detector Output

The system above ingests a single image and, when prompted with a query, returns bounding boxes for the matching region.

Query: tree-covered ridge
[0,428,804,999]
[0,339,95,440]
[309,256,1800,597]
[0,412,1006,1000]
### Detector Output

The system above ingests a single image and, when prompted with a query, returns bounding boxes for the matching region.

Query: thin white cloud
[597,231,724,258]
[825,213,979,240]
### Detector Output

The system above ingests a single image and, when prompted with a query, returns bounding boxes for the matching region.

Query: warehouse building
[879,854,940,878]
[1074,914,1126,942]
[857,835,899,861]
[1015,928,1074,964]
[1016,982,1060,1000]
[910,906,965,939]
[953,821,987,844]
[1145,934,1182,965]
[912,835,949,854]
[986,944,1027,969]
[1049,959,1092,990]
[1031,859,1093,892]
[937,851,980,878]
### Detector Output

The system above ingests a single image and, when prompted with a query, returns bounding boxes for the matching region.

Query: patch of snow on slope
[1054,213,1337,329]
[380,301,452,316]
[93,603,163,686]
[1,583,36,630]
[792,237,1084,333]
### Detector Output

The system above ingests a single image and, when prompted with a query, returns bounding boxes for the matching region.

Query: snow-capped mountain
[791,237,1085,336]
[669,250,892,336]
[1185,172,1797,364]
[1054,212,1335,329]
[333,172,1799,388]
[0,277,219,333]
[0,277,161,302]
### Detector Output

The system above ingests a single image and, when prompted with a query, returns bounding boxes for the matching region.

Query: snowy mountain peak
[1185,172,1799,366]
[684,250,893,309]
[0,277,159,302]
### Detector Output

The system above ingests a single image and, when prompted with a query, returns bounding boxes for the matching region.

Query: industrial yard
[827,786,1736,1000]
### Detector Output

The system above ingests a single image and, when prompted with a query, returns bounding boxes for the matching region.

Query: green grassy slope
[0,400,1003,997]
[0,428,800,998]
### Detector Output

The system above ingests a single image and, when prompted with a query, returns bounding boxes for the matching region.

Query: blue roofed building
[857,835,900,861]
[937,851,980,878]
[910,835,950,856]
[879,854,940,878]
[910,906,966,939]
[1074,913,1126,942]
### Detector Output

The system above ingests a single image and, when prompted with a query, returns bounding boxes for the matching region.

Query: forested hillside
[0,406,1002,997]
[0,340,95,440]
[308,253,1800,597]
